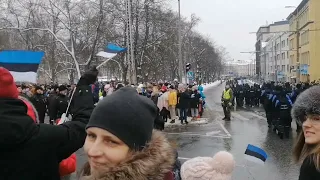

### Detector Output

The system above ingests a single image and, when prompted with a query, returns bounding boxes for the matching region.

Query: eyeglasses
[299,115,320,126]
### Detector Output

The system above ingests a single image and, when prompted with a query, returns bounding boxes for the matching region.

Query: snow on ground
[202,81,220,89]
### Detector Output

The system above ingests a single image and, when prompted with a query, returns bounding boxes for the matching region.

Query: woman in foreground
[79,87,176,180]
[292,86,320,180]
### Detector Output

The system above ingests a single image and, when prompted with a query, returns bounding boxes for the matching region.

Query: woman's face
[84,127,130,173]
[303,115,320,144]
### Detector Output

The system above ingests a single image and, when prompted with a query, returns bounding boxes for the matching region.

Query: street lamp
[285,6,296,9]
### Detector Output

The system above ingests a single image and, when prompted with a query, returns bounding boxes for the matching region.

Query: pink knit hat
[181,151,235,180]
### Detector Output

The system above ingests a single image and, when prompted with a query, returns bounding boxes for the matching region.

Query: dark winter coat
[154,108,165,131]
[0,85,94,180]
[178,92,191,109]
[299,155,320,180]
[29,94,47,119]
[189,91,201,108]
[49,93,70,120]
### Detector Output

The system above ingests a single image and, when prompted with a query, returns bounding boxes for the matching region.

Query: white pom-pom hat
[181,151,235,180]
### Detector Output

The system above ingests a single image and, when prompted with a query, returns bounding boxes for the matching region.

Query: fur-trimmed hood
[291,86,320,124]
[80,130,176,180]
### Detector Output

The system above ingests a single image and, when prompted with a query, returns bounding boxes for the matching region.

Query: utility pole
[272,40,275,81]
[295,10,300,83]
[177,0,185,83]
[280,35,282,82]
[286,6,300,83]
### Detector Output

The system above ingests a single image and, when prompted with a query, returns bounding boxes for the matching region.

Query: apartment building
[257,21,291,82]
[287,0,320,83]
[225,61,256,77]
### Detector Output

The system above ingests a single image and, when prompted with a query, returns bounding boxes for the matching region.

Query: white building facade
[225,61,256,77]
[258,21,291,82]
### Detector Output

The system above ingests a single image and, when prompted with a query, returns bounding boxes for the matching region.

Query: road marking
[217,120,232,137]
[205,131,221,136]
[248,112,267,120]
[234,110,267,122]
[167,132,231,139]
[232,112,250,121]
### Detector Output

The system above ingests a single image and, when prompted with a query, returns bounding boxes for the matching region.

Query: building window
[282,65,285,72]
[282,52,285,60]
[299,8,310,28]
[300,31,309,46]
[287,65,289,72]
[287,52,289,58]
[301,51,310,65]
[290,55,294,65]
[289,39,294,50]
[281,40,286,48]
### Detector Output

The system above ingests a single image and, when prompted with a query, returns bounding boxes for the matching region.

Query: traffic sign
[187,71,194,80]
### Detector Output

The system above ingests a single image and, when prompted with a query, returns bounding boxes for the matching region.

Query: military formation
[225,79,315,139]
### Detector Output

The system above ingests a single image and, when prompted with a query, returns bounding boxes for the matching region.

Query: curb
[164,118,209,128]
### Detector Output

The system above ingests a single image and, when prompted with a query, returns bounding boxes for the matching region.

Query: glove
[77,66,99,86]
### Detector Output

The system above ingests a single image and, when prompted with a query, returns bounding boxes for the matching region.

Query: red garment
[0,67,19,99]
[59,153,76,177]
[55,119,77,176]
[163,171,174,180]
[91,84,95,92]
[161,85,167,92]
[20,97,37,123]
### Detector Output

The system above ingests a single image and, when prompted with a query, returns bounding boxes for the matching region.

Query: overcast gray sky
[169,0,302,62]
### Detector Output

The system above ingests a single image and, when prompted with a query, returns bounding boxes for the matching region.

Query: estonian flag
[244,144,268,164]
[0,50,44,83]
[96,43,127,59]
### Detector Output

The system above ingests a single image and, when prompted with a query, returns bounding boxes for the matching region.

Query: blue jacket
[198,85,206,99]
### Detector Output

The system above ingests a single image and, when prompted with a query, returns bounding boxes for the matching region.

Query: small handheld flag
[0,50,44,83]
[105,43,127,53]
[244,144,268,164]
[96,43,127,59]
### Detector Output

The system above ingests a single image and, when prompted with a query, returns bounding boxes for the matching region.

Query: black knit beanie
[87,87,157,150]
[59,85,67,91]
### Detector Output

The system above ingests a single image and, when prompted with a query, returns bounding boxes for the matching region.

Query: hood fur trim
[18,95,39,124]
[81,130,175,180]
[291,86,320,124]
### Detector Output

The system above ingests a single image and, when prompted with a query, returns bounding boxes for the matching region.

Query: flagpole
[97,56,115,69]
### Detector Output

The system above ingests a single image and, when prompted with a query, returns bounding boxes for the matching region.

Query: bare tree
[0,0,226,84]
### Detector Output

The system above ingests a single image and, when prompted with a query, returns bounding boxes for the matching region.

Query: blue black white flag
[0,50,44,83]
[96,43,127,59]
[244,144,268,164]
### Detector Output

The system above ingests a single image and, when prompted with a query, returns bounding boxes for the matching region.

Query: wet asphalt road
[166,83,300,180]
[73,83,300,180]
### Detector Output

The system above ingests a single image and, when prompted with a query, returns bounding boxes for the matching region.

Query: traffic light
[186,63,191,72]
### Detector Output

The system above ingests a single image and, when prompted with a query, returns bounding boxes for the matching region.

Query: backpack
[275,95,292,119]
[263,91,273,110]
